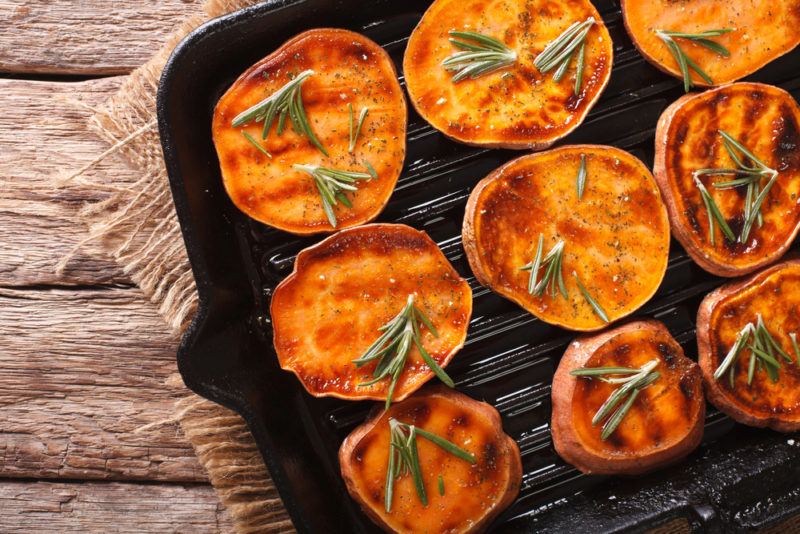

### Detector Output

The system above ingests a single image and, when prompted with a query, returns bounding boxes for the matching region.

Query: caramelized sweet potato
[653,83,800,277]
[339,386,521,533]
[622,0,800,87]
[697,259,800,432]
[463,145,670,331]
[552,320,705,475]
[271,224,471,402]
[403,0,612,149]
[212,29,406,234]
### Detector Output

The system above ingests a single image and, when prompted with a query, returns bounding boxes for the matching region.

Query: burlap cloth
[59,0,800,532]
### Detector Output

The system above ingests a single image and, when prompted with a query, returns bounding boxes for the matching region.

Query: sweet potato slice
[271,224,472,402]
[552,320,705,475]
[212,29,406,234]
[403,0,612,149]
[697,259,800,432]
[653,83,800,277]
[463,145,670,331]
[622,0,800,88]
[339,386,521,533]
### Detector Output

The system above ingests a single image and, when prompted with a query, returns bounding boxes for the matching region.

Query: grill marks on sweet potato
[463,146,670,331]
[622,0,800,86]
[700,261,800,430]
[654,83,800,276]
[271,224,471,402]
[403,0,612,149]
[339,388,522,534]
[212,29,406,234]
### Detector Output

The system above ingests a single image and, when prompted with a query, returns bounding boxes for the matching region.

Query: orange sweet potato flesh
[271,224,472,402]
[552,320,705,475]
[622,0,800,86]
[654,83,800,277]
[697,259,800,432]
[463,145,670,331]
[339,386,522,534]
[403,0,612,149]
[212,29,406,234]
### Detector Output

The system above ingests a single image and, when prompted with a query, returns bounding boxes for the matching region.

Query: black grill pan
[156,1,800,532]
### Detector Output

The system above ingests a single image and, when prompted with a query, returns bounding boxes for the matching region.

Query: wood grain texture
[0,286,206,482]
[0,480,233,532]
[0,77,133,285]
[0,1,205,74]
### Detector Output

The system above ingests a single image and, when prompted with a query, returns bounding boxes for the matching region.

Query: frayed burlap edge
[61,1,294,533]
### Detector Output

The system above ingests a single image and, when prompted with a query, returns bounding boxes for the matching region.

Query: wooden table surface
[0,1,237,531]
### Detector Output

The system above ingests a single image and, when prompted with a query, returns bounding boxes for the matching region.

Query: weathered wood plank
[0,286,206,482]
[0,77,133,285]
[0,1,204,74]
[0,480,233,532]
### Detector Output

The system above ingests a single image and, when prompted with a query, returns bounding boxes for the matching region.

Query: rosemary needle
[292,164,372,228]
[348,104,369,152]
[241,131,272,158]
[790,333,800,365]
[573,273,609,323]
[443,31,517,82]
[438,475,445,496]
[654,28,733,92]
[576,153,587,200]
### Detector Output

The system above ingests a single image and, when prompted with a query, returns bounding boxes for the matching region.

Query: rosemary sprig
[348,104,369,152]
[443,31,517,82]
[242,131,272,158]
[573,273,609,323]
[292,164,373,228]
[654,29,733,92]
[576,153,587,200]
[713,315,795,386]
[520,235,567,298]
[571,359,660,440]
[384,418,475,513]
[694,130,778,244]
[353,295,454,409]
[694,176,735,245]
[534,17,595,95]
[231,69,328,155]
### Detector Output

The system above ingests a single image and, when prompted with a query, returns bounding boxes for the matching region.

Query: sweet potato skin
[653,83,800,277]
[622,0,800,87]
[271,224,472,402]
[403,0,612,149]
[339,386,522,534]
[697,259,800,432]
[552,320,705,475]
[463,145,670,331]
[212,29,406,234]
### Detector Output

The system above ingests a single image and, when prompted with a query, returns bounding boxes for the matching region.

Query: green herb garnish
[231,69,328,155]
[791,333,800,365]
[573,273,609,323]
[241,130,272,158]
[443,31,517,82]
[713,315,795,386]
[520,235,567,298]
[292,164,373,228]
[348,104,369,152]
[571,359,660,440]
[534,17,595,95]
[353,295,454,409]
[384,418,475,512]
[694,175,735,245]
[576,153,587,200]
[654,29,733,92]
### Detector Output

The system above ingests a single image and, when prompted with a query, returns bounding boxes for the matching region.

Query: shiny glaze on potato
[552,321,704,475]
[403,0,612,149]
[463,146,670,331]
[622,0,800,87]
[271,224,471,402]
[697,260,800,431]
[212,29,406,234]
[654,83,800,277]
[339,387,522,533]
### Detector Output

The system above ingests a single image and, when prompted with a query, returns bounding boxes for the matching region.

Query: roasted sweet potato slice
[403,0,612,149]
[271,224,471,402]
[463,145,670,331]
[654,83,800,277]
[212,29,406,234]
[339,386,521,533]
[622,0,800,88]
[552,320,705,475]
[697,259,800,432]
